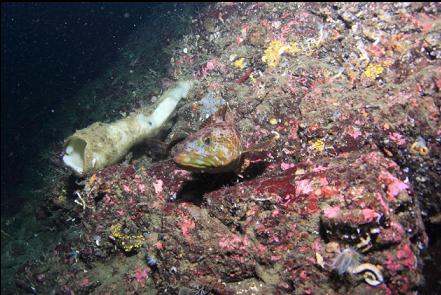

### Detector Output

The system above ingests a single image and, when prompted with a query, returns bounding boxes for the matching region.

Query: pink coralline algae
[153,179,163,195]
[323,206,341,219]
[388,132,407,145]
[134,267,149,287]
[278,20,297,41]
[323,207,380,224]
[199,59,226,77]
[377,221,405,245]
[378,170,409,199]
[288,120,299,140]
[175,54,193,65]
[79,277,90,288]
[362,151,385,166]
[174,169,191,176]
[116,208,125,217]
[295,179,313,196]
[236,35,244,45]
[281,162,296,170]
[401,12,435,33]
[218,234,251,252]
[103,195,117,206]
[397,244,417,269]
[386,244,416,273]
[123,184,132,193]
[179,210,196,242]
[346,126,362,139]
[362,209,381,222]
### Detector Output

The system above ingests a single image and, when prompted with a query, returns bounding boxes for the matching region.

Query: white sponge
[63,80,194,175]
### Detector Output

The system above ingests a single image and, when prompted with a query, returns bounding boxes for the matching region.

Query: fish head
[173,122,242,173]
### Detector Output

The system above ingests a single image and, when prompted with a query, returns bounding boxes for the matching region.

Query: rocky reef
[13,2,440,294]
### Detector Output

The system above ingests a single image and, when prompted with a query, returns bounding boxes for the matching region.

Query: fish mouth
[173,152,214,169]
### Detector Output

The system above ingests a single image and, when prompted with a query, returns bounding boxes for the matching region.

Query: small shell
[269,118,278,125]
[93,235,102,246]
[410,136,429,156]
[363,271,383,287]
[351,263,384,286]
[316,252,325,269]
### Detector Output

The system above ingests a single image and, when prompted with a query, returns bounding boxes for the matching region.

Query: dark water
[1,2,204,215]
[1,3,204,292]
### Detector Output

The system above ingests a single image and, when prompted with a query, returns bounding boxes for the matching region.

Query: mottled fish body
[173,121,243,173]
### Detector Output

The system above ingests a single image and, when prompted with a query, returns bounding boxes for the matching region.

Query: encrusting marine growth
[62,80,194,175]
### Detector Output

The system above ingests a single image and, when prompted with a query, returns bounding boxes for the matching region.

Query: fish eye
[204,137,211,145]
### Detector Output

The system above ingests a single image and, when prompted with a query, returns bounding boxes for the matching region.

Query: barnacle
[410,136,429,156]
